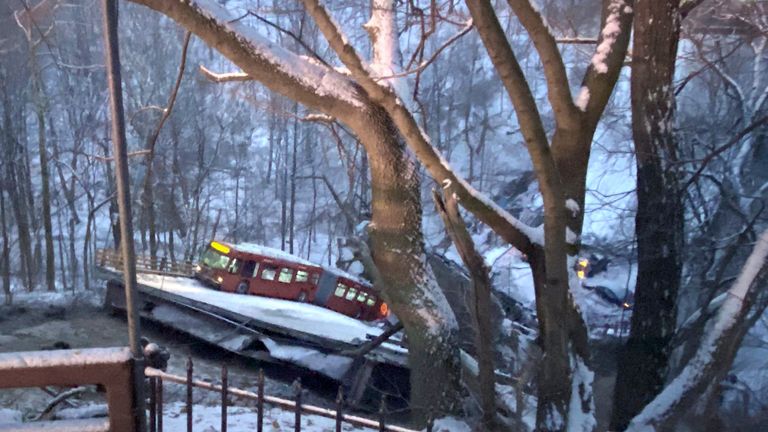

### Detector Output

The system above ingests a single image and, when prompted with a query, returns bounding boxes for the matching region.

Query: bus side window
[251,262,260,278]
[311,274,320,285]
[261,265,278,280]
[295,270,309,283]
[227,259,241,274]
[366,297,376,306]
[334,283,347,297]
[357,292,367,303]
[345,287,358,301]
[278,268,294,283]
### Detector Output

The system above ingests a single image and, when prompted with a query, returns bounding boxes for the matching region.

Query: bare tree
[126,0,462,420]
[610,1,686,429]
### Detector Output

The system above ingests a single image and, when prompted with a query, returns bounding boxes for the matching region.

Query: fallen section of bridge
[97,266,409,407]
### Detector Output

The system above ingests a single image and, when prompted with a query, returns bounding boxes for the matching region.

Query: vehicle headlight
[194,265,201,272]
[216,276,223,284]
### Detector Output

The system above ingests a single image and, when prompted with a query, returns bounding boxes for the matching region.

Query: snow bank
[0,408,22,424]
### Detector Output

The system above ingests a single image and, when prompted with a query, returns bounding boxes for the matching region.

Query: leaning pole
[101,0,147,430]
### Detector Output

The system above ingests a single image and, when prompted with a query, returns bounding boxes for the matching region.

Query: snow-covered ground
[0,402,470,432]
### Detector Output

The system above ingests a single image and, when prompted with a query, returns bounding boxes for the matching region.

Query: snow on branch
[199,65,251,82]
[128,0,364,114]
[590,0,630,74]
[627,229,768,431]
[304,0,542,252]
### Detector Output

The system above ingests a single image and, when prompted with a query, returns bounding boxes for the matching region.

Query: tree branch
[578,0,634,126]
[627,229,768,430]
[127,0,363,119]
[199,65,251,82]
[302,0,541,254]
[506,0,579,127]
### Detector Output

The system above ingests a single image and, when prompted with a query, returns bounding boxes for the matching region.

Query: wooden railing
[96,249,195,277]
[0,347,136,432]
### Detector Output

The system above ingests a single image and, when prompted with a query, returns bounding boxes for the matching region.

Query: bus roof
[232,242,319,268]
[322,265,372,288]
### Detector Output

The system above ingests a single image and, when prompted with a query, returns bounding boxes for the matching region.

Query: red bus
[194,241,389,321]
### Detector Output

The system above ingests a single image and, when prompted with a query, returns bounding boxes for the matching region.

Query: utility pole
[101,0,146,430]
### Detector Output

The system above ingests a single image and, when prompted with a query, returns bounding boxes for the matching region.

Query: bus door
[236,260,258,294]
[314,271,337,306]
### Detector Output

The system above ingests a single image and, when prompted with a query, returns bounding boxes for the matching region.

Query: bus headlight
[216,276,223,284]
[194,264,201,272]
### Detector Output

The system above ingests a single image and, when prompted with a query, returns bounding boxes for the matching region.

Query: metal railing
[96,249,195,277]
[145,358,429,432]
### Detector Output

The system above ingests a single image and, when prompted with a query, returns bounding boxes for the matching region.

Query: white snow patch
[566,227,580,245]
[590,0,626,74]
[574,87,590,111]
[565,198,580,216]
[431,417,472,432]
[159,402,383,431]
[261,339,353,379]
[0,409,22,424]
[234,242,318,267]
[568,353,596,432]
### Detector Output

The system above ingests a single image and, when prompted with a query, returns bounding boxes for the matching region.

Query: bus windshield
[201,247,230,270]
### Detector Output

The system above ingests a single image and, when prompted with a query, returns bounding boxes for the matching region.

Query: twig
[373,19,473,81]
[199,64,251,82]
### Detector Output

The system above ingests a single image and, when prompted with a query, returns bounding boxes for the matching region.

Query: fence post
[157,377,163,432]
[221,365,228,432]
[335,386,343,432]
[149,377,156,432]
[257,369,264,432]
[378,396,386,432]
[186,357,193,432]
[294,378,302,432]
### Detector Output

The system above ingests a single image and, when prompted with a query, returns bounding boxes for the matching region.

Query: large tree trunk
[627,229,768,430]
[349,107,461,423]
[1,90,35,292]
[35,106,55,292]
[433,190,499,430]
[610,3,684,430]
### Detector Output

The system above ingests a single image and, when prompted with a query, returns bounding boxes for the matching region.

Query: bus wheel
[296,291,308,302]
[236,281,249,295]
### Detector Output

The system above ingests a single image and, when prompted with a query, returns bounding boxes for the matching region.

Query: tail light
[379,302,389,317]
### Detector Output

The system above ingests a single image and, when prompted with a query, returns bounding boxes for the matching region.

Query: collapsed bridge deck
[96,256,409,405]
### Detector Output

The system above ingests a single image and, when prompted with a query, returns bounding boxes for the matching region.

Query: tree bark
[610,2,684,429]
[36,106,55,292]
[0,187,11,305]
[626,229,768,431]
[432,190,498,430]
[349,107,461,422]
[1,88,35,292]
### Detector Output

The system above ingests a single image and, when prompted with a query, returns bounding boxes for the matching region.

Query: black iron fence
[145,358,430,432]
